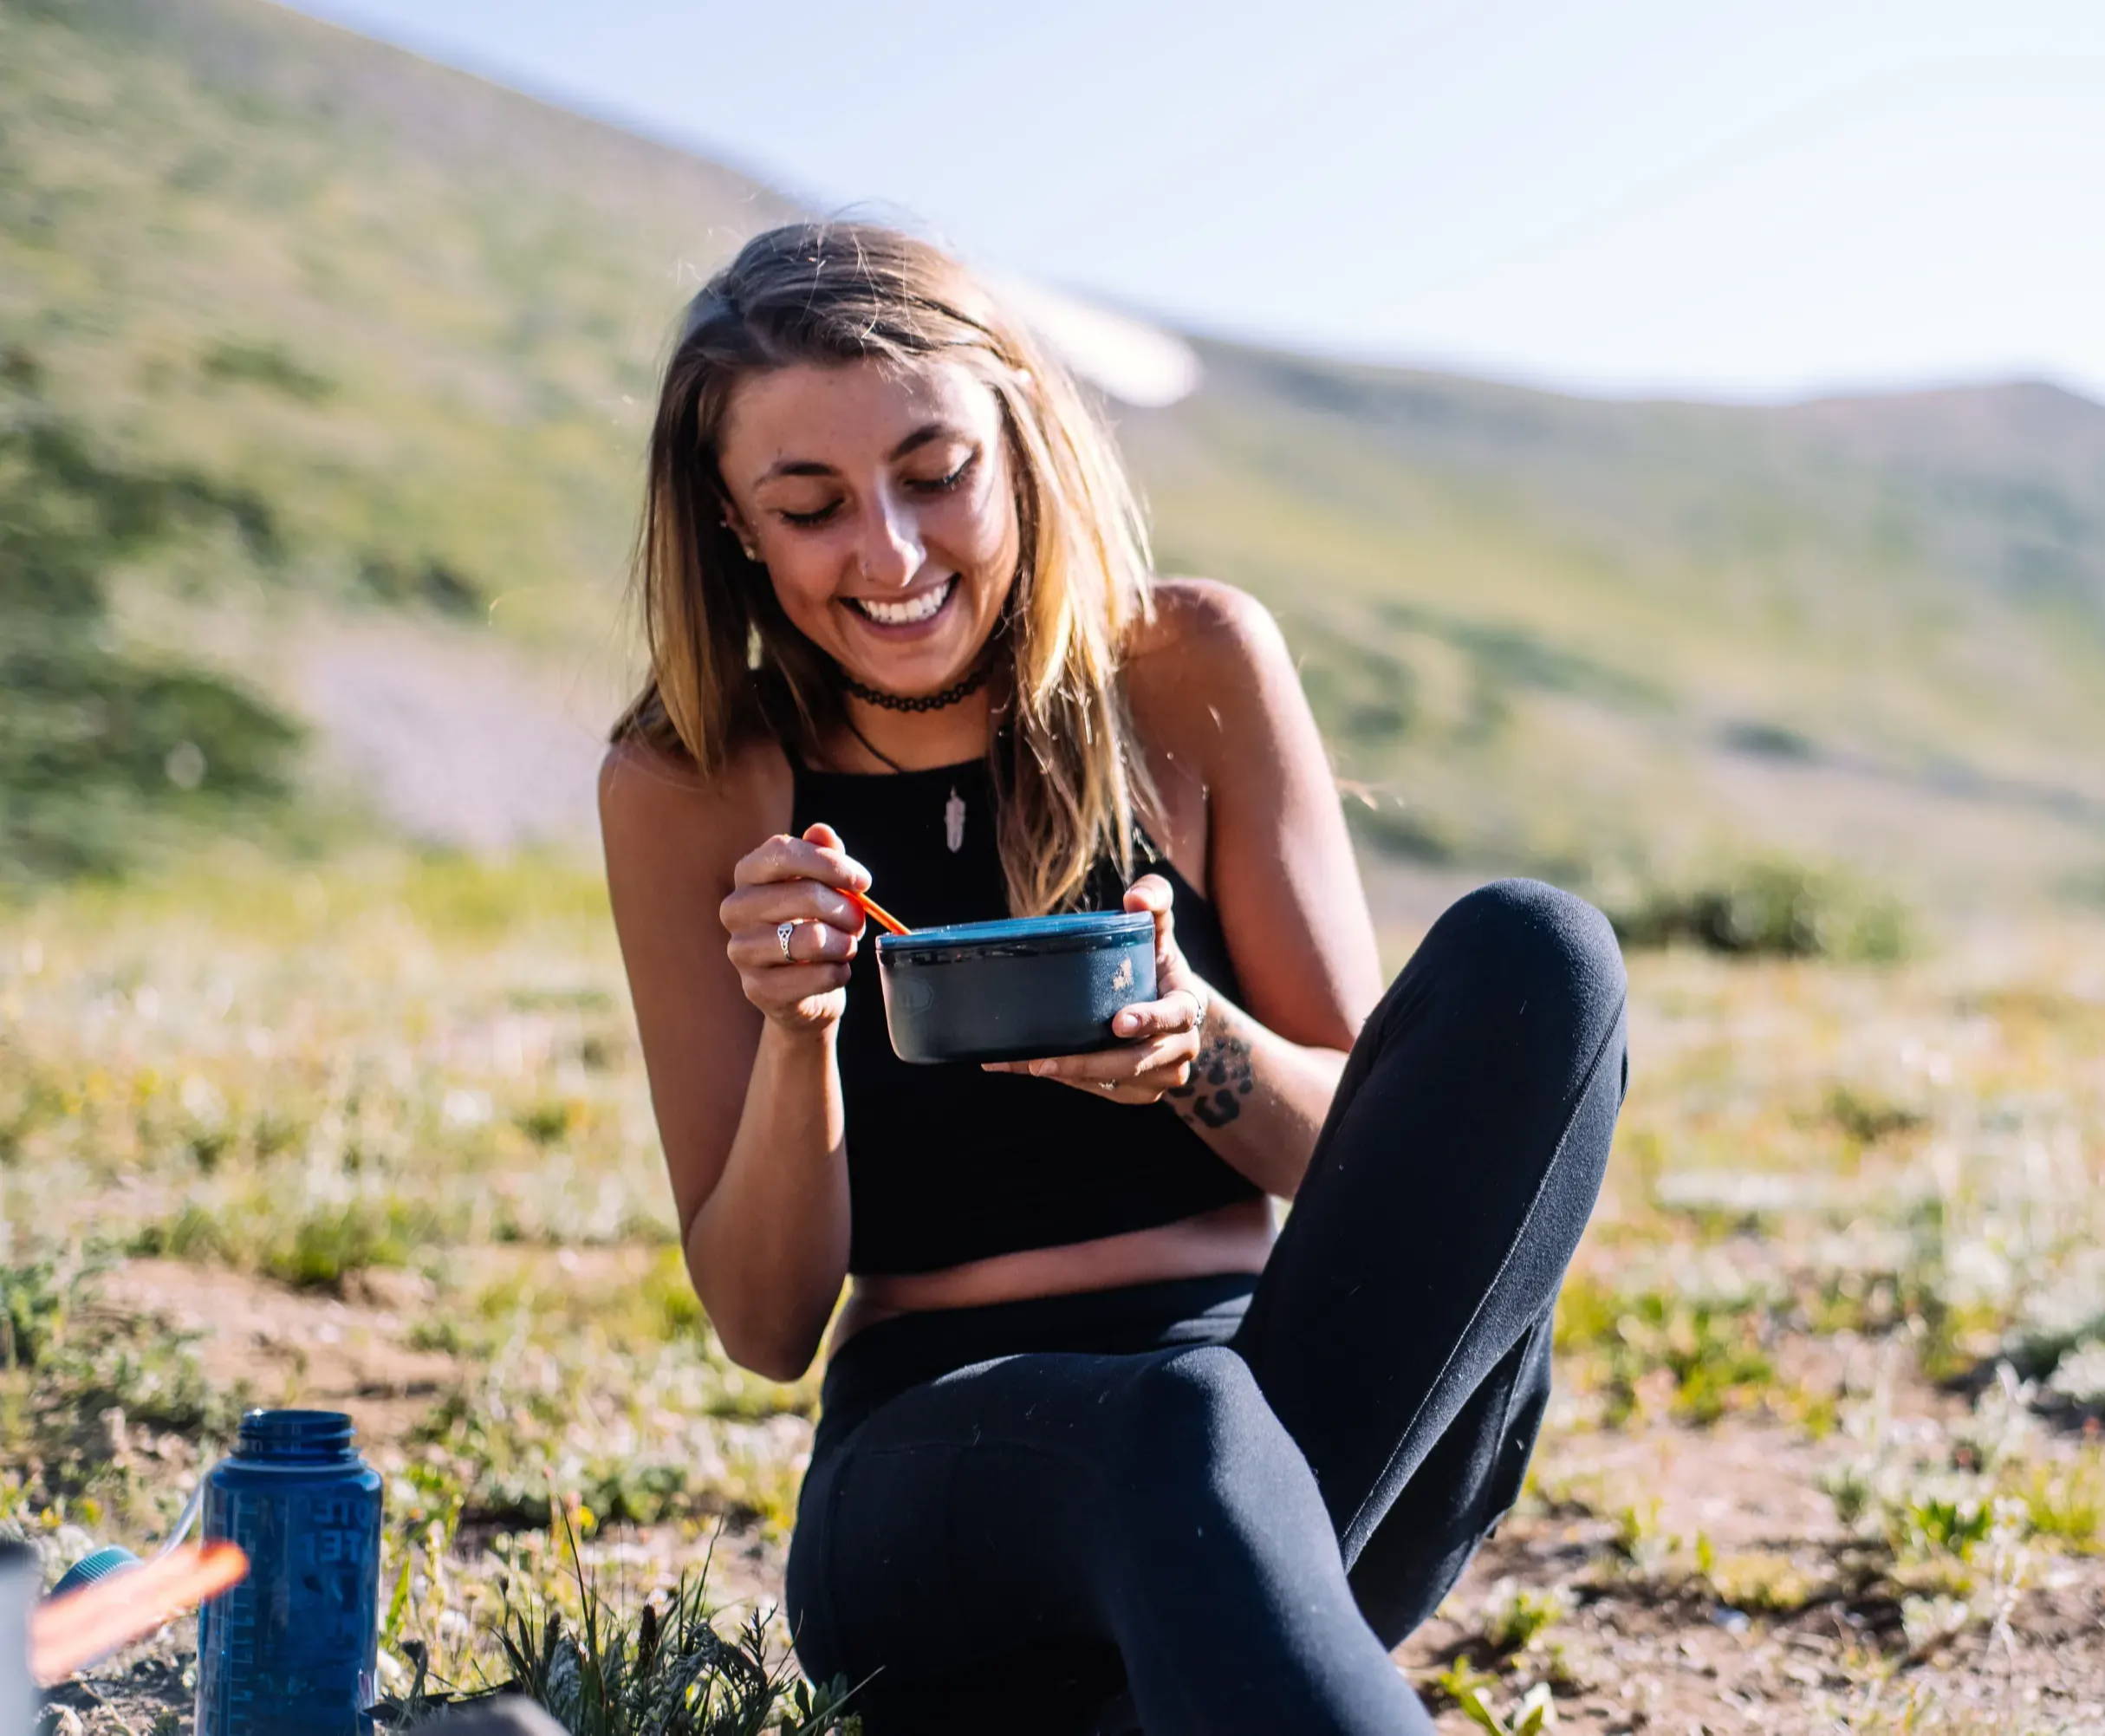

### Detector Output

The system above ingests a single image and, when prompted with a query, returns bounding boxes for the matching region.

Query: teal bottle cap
[50,1544,142,1600]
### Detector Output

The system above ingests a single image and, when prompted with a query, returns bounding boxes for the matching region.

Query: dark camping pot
[876,911,1157,1064]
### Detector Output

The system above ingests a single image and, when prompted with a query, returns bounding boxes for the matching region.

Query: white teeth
[853,581,952,626]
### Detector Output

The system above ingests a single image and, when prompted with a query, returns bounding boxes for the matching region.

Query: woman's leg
[1230,877,1629,1643]
[787,1343,1437,1736]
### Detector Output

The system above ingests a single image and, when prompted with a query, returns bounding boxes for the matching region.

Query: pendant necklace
[833,640,1006,858]
[839,712,971,854]
[833,646,1002,856]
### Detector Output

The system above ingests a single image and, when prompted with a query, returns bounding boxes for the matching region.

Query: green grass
[5,852,2105,1726]
[130,1193,454,1292]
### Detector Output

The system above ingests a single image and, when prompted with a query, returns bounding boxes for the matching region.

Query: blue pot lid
[878,909,1152,962]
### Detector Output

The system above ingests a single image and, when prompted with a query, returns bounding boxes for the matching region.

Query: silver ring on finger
[776,920,798,961]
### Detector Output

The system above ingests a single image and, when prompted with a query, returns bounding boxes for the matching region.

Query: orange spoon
[30,1540,250,1685]
[846,887,911,937]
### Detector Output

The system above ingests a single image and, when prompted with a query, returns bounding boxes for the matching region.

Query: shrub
[132,1193,447,1292]
[0,1249,96,1369]
[0,389,306,887]
[1601,855,1913,961]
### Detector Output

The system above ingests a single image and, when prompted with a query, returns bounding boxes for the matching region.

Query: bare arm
[1004,580,1385,1198]
[597,742,871,1380]
[1164,581,1383,1193]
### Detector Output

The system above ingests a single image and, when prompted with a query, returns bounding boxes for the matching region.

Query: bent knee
[1438,878,1626,1016]
[1108,1346,1293,1478]
[1106,1347,1329,1530]
[1114,1344,1266,1434]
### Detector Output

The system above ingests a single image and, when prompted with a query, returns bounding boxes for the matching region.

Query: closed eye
[772,449,977,528]
[907,450,978,495]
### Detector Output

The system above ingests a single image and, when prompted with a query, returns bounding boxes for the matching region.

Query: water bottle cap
[50,1544,142,1600]
[235,1408,359,1462]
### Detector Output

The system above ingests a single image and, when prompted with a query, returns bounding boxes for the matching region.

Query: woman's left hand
[981,874,1208,1105]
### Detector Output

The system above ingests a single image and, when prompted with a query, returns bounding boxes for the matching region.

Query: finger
[1027,1031,1194,1085]
[1122,873,1173,914]
[729,919,857,971]
[1061,1072,1175,1106]
[1122,873,1179,963]
[1018,1068,1143,1102]
[982,1058,1186,1104]
[720,880,867,936]
[753,961,854,1006]
[733,832,873,893]
[1108,990,1201,1042]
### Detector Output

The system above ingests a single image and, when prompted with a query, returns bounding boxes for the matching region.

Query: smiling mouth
[845,577,955,627]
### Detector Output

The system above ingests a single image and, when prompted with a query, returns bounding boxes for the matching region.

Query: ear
[719,504,760,563]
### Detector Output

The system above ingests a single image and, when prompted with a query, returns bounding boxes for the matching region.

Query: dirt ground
[27,1255,2105,1736]
[13,875,2103,1733]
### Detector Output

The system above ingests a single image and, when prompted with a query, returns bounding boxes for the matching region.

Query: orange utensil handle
[29,1541,249,1686]
[847,888,910,937]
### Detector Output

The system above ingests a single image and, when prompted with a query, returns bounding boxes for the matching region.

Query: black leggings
[785,880,1629,1735]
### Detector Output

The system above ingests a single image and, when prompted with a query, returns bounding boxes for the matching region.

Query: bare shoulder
[1126,577,1301,757]
[1127,578,1376,1044]
[597,730,790,890]
[1130,575,1288,669]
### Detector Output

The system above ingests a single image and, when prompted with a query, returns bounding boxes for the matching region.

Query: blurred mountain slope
[3,0,793,653]
[1122,343,2105,907]
[4,0,2102,914]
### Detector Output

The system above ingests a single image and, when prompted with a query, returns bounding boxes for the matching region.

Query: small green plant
[1704,1549,1825,1615]
[1479,1577,1573,1655]
[1453,1679,1559,1735]
[263,1197,443,1291]
[2004,1455,2105,1551]
[133,1192,448,1292]
[1610,1497,1673,1575]
[1557,1280,1777,1427]
[1821,1083,1929,1146]
[1894,1494,1995,1561]
[374,1506,863,1733]
[1425,1656,1502,1707]
[516,1098,585,1149]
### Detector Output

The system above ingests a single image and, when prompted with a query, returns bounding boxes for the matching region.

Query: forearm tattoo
[1167,1016,1256,1128]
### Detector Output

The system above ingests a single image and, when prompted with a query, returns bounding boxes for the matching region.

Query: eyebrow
[755,422,957,484]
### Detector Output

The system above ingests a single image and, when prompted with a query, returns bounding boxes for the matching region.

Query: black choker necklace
[837,653,994,713]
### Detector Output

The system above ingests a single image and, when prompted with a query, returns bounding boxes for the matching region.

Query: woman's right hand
[718,821,871,1033]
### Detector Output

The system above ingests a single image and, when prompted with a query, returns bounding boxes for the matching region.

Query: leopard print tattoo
[1167,1023,1256,1128]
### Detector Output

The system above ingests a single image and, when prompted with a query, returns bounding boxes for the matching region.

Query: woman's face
[715,355,1021,699]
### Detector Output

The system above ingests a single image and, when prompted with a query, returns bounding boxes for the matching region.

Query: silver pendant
[945,784,966,853]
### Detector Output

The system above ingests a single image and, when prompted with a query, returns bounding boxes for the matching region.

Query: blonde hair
[608,222,1159,914]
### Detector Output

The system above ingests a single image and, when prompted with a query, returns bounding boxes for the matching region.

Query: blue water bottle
[195,1408,384,1736]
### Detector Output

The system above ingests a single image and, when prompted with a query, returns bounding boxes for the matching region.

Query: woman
[598,223,1628,1735]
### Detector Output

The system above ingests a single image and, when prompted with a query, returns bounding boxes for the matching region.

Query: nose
[854,484,925,590]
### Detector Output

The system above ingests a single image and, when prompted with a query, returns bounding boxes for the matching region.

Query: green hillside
[5,0,2104,921]
[2,0,793,644]
[1125,346,2105,913]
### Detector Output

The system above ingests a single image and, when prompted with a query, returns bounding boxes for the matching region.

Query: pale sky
[283,0,2105,405]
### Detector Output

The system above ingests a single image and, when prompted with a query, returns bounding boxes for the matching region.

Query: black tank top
[788,747,1264,1276]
